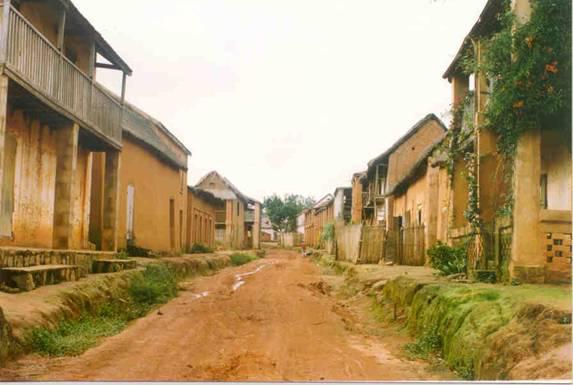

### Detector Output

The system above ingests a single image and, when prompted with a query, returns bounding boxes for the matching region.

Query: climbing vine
[445,0,571,222]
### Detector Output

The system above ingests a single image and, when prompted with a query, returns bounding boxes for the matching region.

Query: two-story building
[0,0,131,252]
[362,113,447,232]
[194,171,261,250]
[443,0,571,283]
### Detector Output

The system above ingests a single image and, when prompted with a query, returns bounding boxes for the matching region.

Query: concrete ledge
[540,210,572,223]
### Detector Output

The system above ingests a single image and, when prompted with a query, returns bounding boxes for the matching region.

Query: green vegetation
[263,194,315,232]
[314,253,347,275]
[404,332,442,360]
[25,264,178,357]
[189,243,214,254]
[229,252,260,266]
[378,276,572,380]
[426,242,467,276]
[320,222,335,242]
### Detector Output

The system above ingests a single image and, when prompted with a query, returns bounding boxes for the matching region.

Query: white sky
[78,0,488,202]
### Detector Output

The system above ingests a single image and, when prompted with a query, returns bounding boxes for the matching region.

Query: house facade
[186,187,224,250]
[443,0,571,283]
[304,194,334,248]
[89,101,191,254]
[195,171,261,250]
[0,0,131,252]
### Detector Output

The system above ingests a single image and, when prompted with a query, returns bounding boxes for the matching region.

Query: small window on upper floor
[468,73,475,92]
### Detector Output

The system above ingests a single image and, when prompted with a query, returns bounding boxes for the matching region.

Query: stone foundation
[0,247,116,276]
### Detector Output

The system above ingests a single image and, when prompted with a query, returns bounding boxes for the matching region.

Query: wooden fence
[358,225,386,264]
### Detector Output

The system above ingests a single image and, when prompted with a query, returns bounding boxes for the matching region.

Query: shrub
[128,264,178,311]
[320,222,335,242]
[189,244,214,254]
[229,253,258,266]
[427,242,467,276]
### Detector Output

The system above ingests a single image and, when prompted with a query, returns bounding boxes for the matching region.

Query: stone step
[1,264,81,292]
[92,259,137,274]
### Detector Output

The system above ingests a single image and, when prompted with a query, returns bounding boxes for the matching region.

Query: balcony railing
[1,6,122,146]
[214,210,226,224]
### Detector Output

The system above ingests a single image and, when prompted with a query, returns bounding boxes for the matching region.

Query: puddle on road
[191,291,209,300]
[232,262,275,291]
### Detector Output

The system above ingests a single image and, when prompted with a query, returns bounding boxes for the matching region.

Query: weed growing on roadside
[229,253,259,266]
[25,264,178,357]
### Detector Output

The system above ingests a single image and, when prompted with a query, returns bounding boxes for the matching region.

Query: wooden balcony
[245,210,255,223]
[214,210,226,224]
[0,5,122,147]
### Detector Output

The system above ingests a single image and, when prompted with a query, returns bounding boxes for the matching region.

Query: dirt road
[1,250,454,381]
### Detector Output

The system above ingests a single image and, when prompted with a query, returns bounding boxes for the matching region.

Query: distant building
[195,171,261,249]
[186,187,225,250]
[261,215,277,242]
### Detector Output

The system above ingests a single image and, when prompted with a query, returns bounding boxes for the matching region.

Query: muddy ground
[0,249,456,381]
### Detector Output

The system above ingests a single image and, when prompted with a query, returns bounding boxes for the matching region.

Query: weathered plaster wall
[116,137,187,253]
[392,168,428,227]
[0,110,57,248]
[541,129,572,211]
[19,2,59,46]
[386,120,444,191]
[69,146,91,250]
[436,167,450,243]
[0,108,92,250]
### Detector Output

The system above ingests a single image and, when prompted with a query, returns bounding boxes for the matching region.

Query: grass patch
[229,252,259,266]
[25,264,178,357]
[189,244,214,254]
[404,332,442,360]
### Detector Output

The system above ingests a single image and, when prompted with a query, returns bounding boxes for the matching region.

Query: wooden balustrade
[1,6,122,146]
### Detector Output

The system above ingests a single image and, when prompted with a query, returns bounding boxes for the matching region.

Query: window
[126,185,135,241]
[540,174,548,209]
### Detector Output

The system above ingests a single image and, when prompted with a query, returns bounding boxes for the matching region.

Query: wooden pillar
[0,0,11,64]
[101,150,120,251]
[52,123,79,249]
[0,75,10,237]
[57,6,66,52]
[253,202,261,249]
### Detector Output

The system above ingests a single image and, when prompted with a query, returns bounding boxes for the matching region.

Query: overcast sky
[79,0,488,202]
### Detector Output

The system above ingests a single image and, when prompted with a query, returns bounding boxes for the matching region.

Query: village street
[0,249,454,382]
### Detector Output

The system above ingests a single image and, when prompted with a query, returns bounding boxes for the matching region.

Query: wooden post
[0,75,8,236]
[57,6,66,52]
[0,0,11,64]
[88,39,96,79]
[121,72,127,105]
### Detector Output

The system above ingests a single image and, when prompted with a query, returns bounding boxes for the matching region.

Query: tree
[263,194,315,232]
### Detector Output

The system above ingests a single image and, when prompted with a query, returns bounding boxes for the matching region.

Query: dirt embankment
[0,250,455,382]
[374,276,572,381]
[0,254,232,366]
